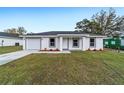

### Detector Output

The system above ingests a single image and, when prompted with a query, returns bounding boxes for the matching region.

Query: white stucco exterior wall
[41,37,59,50]
[82,37,103,50]
[95,38,103,50]
[41,37,49,50]
[0,37,23,47]
[23,37,26,50]
[83,37,90,50]
[62,38,68,49]
[56,37,59,49]
[23,35,105,51]
[82,37,87,51]
[67,38,82,50]
[56,37,60,49]
[42,37,80,51]
[59,37,63,51]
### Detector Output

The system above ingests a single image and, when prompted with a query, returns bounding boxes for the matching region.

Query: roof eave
[87,35,107,38]
[57,34,89,37]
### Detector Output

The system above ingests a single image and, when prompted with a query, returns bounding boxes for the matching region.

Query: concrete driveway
[0,50,71,66]
[0,50,37,66]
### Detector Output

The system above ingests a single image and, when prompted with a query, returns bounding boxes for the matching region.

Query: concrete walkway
[0,50,37,66]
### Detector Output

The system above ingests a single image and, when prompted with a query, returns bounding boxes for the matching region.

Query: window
[73,39,79,47]
[49,38,55,47]
[90,38,95,47]
[111,41,115,45]
[105,41,108,45]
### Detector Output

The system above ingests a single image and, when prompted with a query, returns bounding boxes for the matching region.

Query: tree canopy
[4,27,27,35]
[75,8,124,36]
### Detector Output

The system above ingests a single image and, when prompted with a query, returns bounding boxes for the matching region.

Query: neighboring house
[21,31,106,51]
[0,32,23,46]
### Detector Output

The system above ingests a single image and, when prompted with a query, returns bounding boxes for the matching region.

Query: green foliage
[17,27,27,35]
[4,27,27,35]
[75,8,124,36]
[4,28,17,34]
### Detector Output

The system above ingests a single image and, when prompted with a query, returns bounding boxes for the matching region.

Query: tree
[75,19,102,34]
[75,19,91,32]
[75,8,124,36]
[4,28,17,34]
[92,8,117,35]
[4,27,27,35]
[17,27,27,35]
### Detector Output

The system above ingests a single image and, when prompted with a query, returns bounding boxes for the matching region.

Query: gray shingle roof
[0,32,19,37]
[27,31,87,35]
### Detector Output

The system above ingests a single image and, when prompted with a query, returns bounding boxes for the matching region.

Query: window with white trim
[49,38,55,47]
[73,39,79,47]
[90,38,95,47]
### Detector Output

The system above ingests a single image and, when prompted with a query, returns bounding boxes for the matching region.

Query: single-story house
[0,32,23,46]
[21,31,106,51]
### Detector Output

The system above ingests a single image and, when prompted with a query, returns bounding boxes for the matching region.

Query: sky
[0,7,124,33]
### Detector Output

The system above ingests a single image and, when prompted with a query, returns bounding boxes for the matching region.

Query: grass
[0,50,124,84]
[0,46,22,54]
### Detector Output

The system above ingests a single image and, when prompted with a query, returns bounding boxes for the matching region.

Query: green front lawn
[0,46,22,54]
[0,51,124,84]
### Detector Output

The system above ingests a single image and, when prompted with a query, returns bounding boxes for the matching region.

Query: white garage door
[26,38,41,50]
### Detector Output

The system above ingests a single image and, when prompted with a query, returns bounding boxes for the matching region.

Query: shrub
[87,48,91,51]
[55,48,60,51]
[99,48,103,51]
[49,49,53,51]
[93,49,97,51]
[44,48,47,51]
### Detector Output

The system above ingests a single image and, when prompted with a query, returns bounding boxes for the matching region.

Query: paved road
[0,50,37,66]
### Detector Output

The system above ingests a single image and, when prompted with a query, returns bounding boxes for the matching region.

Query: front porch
[58,36,83,51]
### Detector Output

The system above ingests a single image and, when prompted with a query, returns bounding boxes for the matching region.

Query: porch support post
[23,37,26,50]
[40,37,42,50]
[60,37,63,51]
[82,37,86,51]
